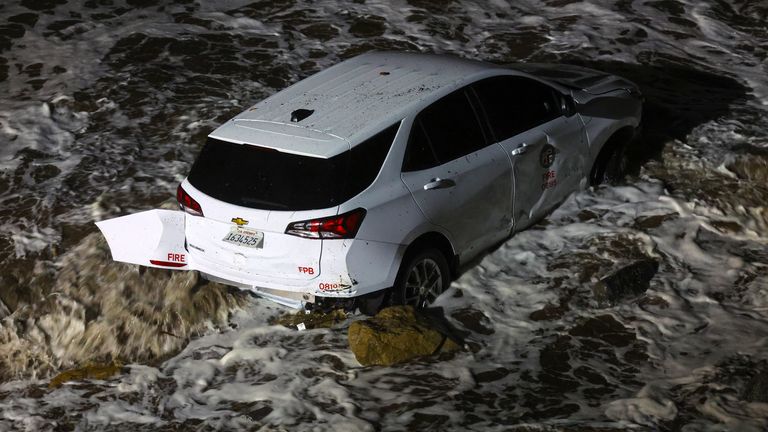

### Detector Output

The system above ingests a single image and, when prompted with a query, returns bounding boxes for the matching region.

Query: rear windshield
[187,122,400,211]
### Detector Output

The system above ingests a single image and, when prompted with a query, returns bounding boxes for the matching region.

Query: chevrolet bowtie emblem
[231,217,249,226]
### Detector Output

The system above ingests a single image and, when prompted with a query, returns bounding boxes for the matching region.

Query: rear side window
[188,123,399,211]
[402,121,439,172]
[472,76,561,142]
[402,89,486,172]
[348,122,400,197]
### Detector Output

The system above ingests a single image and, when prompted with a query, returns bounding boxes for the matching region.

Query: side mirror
[560,94,576,117]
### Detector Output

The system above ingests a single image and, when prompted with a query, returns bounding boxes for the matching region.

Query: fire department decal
[540,144,556,168]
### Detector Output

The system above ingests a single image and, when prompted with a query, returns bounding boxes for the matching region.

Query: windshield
[187,122,399,211]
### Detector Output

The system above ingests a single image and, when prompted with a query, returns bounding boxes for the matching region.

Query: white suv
[97,52,642,313]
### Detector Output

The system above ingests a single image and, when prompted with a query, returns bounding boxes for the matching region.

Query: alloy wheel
[402,257,443,308]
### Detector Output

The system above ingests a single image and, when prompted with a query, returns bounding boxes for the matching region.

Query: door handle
[510,142,530,156]
[423,178,456,190]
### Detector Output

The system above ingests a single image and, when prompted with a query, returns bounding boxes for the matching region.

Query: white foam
[1,0,768,429]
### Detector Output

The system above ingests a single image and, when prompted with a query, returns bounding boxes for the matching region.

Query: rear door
[401,88,512,259]
[471,75,587,231]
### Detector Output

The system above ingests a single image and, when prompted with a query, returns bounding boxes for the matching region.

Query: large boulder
[348,306,461,366]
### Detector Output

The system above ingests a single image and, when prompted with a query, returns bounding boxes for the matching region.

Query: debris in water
[271,308,347,330]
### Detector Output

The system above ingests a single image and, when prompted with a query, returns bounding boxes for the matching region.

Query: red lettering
[167,253,186,263]
[298,267,315,274]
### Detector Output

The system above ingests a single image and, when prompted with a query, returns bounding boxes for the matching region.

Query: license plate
[222,227,264,249]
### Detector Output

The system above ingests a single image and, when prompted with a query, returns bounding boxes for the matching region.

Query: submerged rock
[451,307,494,335]
[727,144,768,186]
[743,364,768,403]
[644,144,768,231]
[348,306,461,366]
[49,361,123,389]
[530,302,570,321]
[593,259,659,306]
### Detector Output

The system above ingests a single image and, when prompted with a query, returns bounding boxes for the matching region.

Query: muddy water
[0,0,767,430]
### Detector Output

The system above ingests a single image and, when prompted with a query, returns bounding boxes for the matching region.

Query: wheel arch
[589,125,637,185]
[403,231,459,278]
[595,125,635,160]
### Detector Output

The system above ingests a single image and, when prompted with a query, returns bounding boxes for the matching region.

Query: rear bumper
[198,270,315,309]
[188,238,404,307]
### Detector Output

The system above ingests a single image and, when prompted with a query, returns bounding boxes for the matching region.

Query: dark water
[0,0,767,430]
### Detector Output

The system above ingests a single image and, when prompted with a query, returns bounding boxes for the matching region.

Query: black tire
[356,289,388,316]
[391,248,451,308]
[590,139,627,186]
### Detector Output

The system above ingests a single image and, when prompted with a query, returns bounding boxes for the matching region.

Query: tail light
[177,184,204,217]
[285,208,366,239]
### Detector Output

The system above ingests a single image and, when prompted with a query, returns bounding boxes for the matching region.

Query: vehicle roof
[209,52,501,158]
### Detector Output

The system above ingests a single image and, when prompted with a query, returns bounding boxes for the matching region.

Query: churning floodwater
[0,0,767,430]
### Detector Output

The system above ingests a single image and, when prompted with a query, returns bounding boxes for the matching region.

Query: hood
[509,63,640,96]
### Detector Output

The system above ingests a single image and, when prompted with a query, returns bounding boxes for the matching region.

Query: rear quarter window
[347,122,401,197]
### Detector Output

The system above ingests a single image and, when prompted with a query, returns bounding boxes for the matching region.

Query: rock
[638,295,669,309]
[727,146,768,185]
[49,361,123,388]
[530,302,569,321]
[593,259,659,306]
[271,309,347,330]
[709,219,743,234]
[451,307,494,335]
[577,209,600,221]
[633,213,676,230]
[348,306,461,366]
[568,315,636,348]
[695,228,768,264]
[0,275,22,312]
[743,366,768,403]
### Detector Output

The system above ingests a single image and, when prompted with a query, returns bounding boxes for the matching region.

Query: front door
[498,129,551,231]
[470,74,587,232]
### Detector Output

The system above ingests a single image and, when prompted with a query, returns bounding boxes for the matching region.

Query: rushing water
[0,0,767,430]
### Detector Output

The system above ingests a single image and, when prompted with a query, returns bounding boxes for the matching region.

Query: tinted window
[402,89,486,171]
[188,123,399,211]
[348,123,400,196]
[472,76,561,142]
[403,120,439,172]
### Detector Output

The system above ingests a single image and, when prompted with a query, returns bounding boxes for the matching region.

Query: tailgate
[185,205,323,281]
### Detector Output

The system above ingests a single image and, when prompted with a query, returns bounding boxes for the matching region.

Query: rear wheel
[356,290,387,316]
[392,248,450,308]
